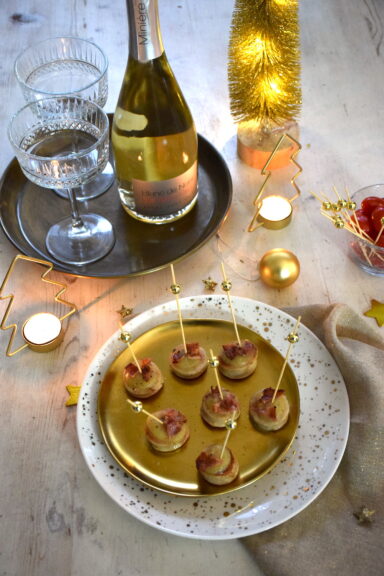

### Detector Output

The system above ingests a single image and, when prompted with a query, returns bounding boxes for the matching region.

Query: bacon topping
[171,342,201,363]
[124,358,152,382]
[222,339,255,360]
[196,450,222,473]
[160,409,187,437]
[207,386,239,414]
[252,387,285,420]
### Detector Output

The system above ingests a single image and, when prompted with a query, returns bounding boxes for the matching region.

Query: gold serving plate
[98,319,300,497]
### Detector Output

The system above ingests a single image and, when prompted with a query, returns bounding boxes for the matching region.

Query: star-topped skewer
[170,264,187,354]
[220,262,241,346]
[272,316,301,403]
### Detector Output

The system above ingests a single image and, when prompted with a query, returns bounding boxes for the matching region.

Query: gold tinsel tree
[228,0,301,167]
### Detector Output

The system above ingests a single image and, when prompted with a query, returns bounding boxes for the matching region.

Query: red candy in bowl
[348,185,384,275]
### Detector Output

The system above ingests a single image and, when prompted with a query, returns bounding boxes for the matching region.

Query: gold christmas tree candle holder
[248,133,302,232]
[0,254,77,356]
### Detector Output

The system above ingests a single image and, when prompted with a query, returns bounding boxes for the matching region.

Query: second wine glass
[8,96,115,267]
[14,36,114,200]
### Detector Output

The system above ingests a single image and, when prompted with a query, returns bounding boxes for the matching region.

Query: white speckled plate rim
[76,295,350,540]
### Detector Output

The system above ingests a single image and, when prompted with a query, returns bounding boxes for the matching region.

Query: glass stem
[66,187,86,229]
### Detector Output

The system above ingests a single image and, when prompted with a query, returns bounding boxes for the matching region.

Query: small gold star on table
[364,299,384,327]
[117,305,133,319]
[65,384,81,406]
[353,506,376,524]
[202,277,218,292]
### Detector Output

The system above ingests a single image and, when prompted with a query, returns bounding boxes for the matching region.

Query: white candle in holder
[22,312,63,352]
[258,195,293,229]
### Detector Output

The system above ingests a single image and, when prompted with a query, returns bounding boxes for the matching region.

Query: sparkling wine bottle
[112,0,198,224]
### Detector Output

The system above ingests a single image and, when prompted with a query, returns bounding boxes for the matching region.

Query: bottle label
[130,0,163,61]
[132,161,198,216]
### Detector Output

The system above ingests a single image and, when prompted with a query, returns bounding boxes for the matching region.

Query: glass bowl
[348,184,384,276]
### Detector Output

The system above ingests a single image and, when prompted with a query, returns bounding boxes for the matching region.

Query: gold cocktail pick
[220,262,241,346]
[119,326,142,373]
[312,188,373,243]
[127,399,163,424]
[272,316,301,403]
[220,418,237,459]
[170,264,187,353]
[209,348,223,399]
[310,187,383,268]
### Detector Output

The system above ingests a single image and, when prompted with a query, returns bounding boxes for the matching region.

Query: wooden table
[0,1,382,574]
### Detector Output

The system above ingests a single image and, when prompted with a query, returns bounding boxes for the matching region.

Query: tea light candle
[257,195,293,229]
[22,312,63,352]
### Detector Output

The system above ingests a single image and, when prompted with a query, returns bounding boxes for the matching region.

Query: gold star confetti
[202,277,218,292]
[117,305,133,319]
[353,506,376,524]
[65,385,81,406]
[364,299,384,327]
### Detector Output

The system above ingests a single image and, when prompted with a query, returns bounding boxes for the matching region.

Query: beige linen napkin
[243,303,384,576]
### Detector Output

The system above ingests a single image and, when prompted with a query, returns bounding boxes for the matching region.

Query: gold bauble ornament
[259,249,300,288]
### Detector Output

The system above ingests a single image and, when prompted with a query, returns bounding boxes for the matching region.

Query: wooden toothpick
[310,189,332,208]
[220,418,237,459]
[374,220,384,245]
[209,348,223,399]
[220,262,241,345]
[170,264,187,353]
[119,325,142,373]
[126,399,163,424]
[272,316,301,403]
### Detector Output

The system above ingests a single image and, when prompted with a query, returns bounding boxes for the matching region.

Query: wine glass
[14,36,114,200]
[8,96,115,266]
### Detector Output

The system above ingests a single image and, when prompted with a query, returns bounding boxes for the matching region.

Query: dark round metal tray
[0,134,232,278]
